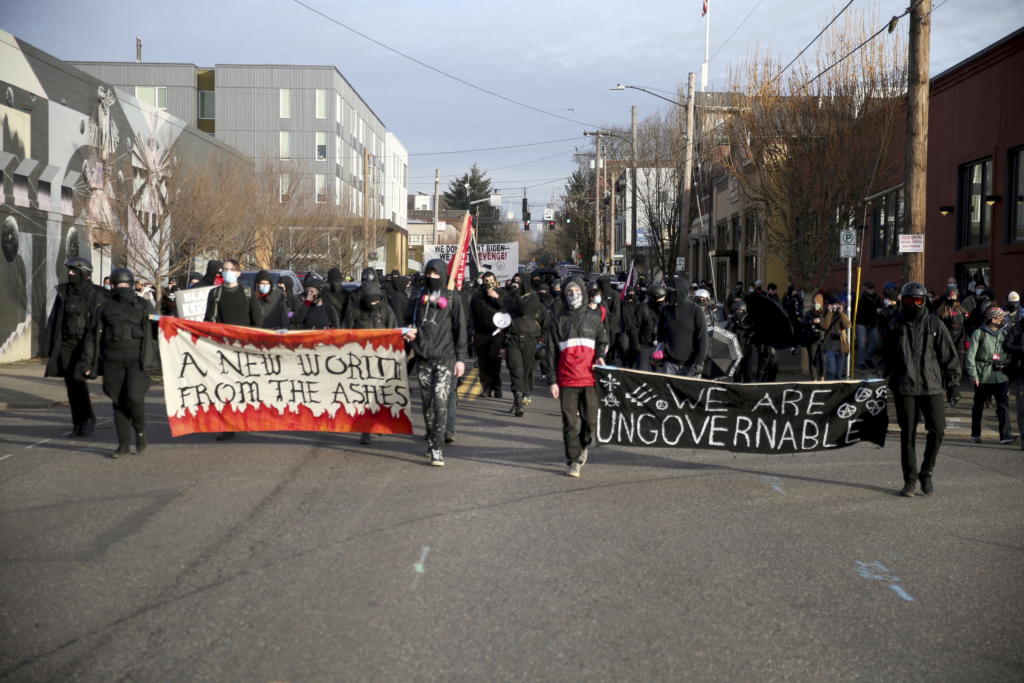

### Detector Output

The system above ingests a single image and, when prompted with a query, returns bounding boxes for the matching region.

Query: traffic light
[548,220,555,230]
[522,197,528,216]
[524,211,531,231]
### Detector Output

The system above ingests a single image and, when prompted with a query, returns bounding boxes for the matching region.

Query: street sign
[543,208,554,221]
[839,229,857,259]
[675,256,686,272]
[898,234,925,253]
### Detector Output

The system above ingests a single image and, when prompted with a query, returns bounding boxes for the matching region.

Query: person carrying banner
[81,268,158,458]
[249,270,290,330]
[881,282,962,497]
[204,259,254,328]
[966,307,1016,445]
[470,271,506,398]
[656,277,707,377]
[547,277,608,478]
[504,272,547,417]
[404,259,468,466]
[44,257,106,438]
[344,279,400,445]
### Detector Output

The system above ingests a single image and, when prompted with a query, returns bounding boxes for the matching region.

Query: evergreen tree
[443,164,502,242]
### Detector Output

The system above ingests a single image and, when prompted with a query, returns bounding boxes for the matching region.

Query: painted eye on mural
[2,216,19,263]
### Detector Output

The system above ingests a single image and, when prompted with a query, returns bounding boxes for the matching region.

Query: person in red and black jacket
[546,277,609,478]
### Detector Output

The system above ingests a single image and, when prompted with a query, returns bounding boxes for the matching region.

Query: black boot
[494,387,502,399]
[111,444,130,459]
[898,481,916,497]
[66,424,82,438]
[511,392,524,417]
[135,432,147,455]
[919,473,933,495]
[80,416,96,437]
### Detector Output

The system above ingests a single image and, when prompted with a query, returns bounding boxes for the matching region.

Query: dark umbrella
[744,292,796,348]
[702,326,744,379]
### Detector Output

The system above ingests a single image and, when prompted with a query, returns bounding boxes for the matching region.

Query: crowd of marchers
[42,256,1023,489]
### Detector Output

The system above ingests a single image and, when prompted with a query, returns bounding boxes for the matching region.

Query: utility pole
[432,168,440,246]
[680,72,696,276]
[606,152,614,272]
[584,131,612,271]
[903,0,931,285]
[362,149,371,268]
[631,105,638,268]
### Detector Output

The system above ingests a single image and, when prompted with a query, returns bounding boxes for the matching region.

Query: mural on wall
[0,31,209,363]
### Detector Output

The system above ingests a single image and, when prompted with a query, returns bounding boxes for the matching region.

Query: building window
[315,174,327,203]
[335,135,342,167]
[315,89,327,119]
[335,176,341,206]
[959,158,992,248]
[315,132,327,161]
[872,187,905,258]
[279,131,290,159]
[336,94,342,124]
[198,91,215,119]
[279,174,290,203]
[279,89,291,118]
[1010,147,1024,243]
[135,86,167,110]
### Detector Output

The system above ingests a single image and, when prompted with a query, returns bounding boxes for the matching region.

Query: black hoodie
[200,260,223,287]
[657,275,707,369]
[404,258,467,363]
[388,275,411,322]
[324,267,350,323]
[505,272,546,338]
[346,280,399,329]
[250,269,289,329]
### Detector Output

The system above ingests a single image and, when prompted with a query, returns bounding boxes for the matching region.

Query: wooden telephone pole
[903,0,931,285]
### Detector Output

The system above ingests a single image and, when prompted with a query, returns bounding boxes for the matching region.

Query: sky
[5,0,1023,217]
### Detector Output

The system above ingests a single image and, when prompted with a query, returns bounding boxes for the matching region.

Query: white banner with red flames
[158,318,412,437]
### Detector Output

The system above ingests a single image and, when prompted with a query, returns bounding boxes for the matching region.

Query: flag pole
[702,0,711,91]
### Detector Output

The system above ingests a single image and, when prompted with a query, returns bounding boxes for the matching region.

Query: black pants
[893,392,945,484]
[474,331,504,392]
[631,344,654,372]
[972,382,1011,440]
[806,342,824,380]
[102,359,151,447]
[59,345,94,428]
[559,385,597,465]
[505,334,538,395]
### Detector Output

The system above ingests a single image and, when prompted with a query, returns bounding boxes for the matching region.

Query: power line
[289,0,599,128]
[709,0,768,62]
[775,0,856,81]
[409,137,584,157]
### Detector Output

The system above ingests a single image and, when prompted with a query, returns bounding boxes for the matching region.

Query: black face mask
[905,304,926,321]
[1006,302,1019,312]
[360,296,381,311]
[68,271,86,287]
[425,276,442,292]
[113,287,135,302]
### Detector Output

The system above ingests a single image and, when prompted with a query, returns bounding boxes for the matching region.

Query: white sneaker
[566,462,581,478]
[430,449,445,466]
[579,448,588,466]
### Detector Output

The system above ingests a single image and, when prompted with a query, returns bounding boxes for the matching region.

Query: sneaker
[111,445,130,459]
[135,433,147,455]
[444,433,455,445]
[999,436,1019,445]
[359,433,372,445]
[970,436,981,443]
[522,396,532,406]
[919,475,933,495]
[430,449,445,467]
[566,462,582,478]
[579,448,589,466]
[897,482,916,497]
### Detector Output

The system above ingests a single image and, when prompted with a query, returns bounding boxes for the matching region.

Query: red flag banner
[702,0,709,17]
[447,213,474,291]
[158,317,413,437]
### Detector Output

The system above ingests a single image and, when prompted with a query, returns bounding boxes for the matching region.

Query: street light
[611,84,685,108]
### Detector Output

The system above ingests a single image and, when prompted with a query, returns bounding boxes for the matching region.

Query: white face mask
[258,283,271,294]
[592,294,602,305]
[567,290,584,310]
[222,270,239,285]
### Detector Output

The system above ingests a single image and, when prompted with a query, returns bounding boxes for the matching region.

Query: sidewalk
[0,354,1011,441]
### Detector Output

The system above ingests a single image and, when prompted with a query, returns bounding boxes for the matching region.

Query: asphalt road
[1,371,1023,681]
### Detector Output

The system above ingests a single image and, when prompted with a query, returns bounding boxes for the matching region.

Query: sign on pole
[543,208,554,221]
[675,256,686,273]
[897,234,925,253]
[839,229,857,259]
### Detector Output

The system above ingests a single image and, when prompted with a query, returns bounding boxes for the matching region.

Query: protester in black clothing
[44,257,106,437]
[278,274,299,312]
[292,277,339,330]
[344,279,399,445]
[765,283,780,301]
[404,259,468,466]
[323,267,350,325]
[159,278,179,316]
[800,294,827,381]
[81,268,158,458]
[504,272,548,416]
[470,272,506,397]
[727,301,758,383]
[1003,312,1024,450]
[388,275,411,323]
[876,288,900,341]
[632,283,664,371]
[186,271,202,288]
[200,260,223,287]
[598,275,622,362]
[855,282,882,371]
[249,270,289,329]
[657,277,708,376]
[881,282,962,497]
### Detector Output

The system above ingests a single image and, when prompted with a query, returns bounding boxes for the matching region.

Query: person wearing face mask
[469,272,507,398]
[966,307,1016,445]
[249,270,289,329]
[44,257,106,437]
[633,283,664,371]
[881,282,962,497]
[203,259,255,328]
[935,285,966,370]
[503,272,548,417]
[656,276,707,377]
[403,259,468,466]
[821,295,851,380]
[292,277,339,330]
[800,294,827,381]
[200,260,223,287]
[80,268,158,458]
[345,279,399,445]
[546,278,608,478]
[322,267,350,325]
[1003,291,1021,327]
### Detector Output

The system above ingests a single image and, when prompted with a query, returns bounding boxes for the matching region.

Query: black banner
[594,367,888,454]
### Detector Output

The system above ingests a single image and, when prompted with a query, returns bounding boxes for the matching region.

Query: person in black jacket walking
[345,279,399,445]
[881,282,962,497]
[44,257,106,437]
[470,271,506,397]
[504,272,547,416]
[249,270,290,329]
[404,259,468,466]
[657,277,707,376]
[81,268,158,458]
[1003,311,1024,450]
[292,277,339,330]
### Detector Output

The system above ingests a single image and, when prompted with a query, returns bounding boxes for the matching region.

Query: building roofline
[68,60,202,68]
[930,27,1024,92]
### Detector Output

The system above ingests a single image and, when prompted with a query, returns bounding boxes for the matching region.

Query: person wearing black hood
[630,283,664,371]
[388,274,411,323]
[81,268,158,458]
[598,275,622,362]
[323,267,350,324]
[470,271,506,397]
[503,271,548,417]
[200,260,223,287]
[249,270,289,329]
[404,259,468,466]
[547,277,608,478]
[278,274,299,313]
[881,282,962,497]
[656,276,708,376]
[345,279,399,444]
[45,257,106,437]
[292,277,339,329]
